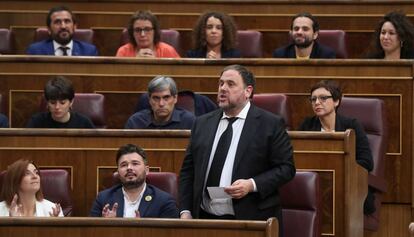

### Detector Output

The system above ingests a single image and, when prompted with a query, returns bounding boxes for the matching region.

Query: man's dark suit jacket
[26,39,98,56]
[272,41,336,59]
[90,184,179,218]
[179,104,295,220]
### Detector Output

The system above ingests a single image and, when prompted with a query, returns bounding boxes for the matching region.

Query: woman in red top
[116,10,180,58]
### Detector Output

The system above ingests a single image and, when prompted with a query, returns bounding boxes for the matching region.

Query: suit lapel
[46,40,55,55]
[138,185,153,217]
[72,41,80,56]
[114,186,125,217]
[200,110,223,177]
[335,114,346,131]
[232,105,260,176]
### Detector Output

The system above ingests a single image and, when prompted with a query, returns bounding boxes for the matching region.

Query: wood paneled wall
[1,1,414,57]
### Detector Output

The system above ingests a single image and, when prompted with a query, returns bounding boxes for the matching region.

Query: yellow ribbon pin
[145,195,152,202]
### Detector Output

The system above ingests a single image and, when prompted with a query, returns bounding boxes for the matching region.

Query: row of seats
[0,93,388,231]
[0,28,348,58]
[0,169,321,237]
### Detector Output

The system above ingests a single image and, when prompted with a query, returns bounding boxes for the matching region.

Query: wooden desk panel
[0,129,365,237]
[0,217,278,237]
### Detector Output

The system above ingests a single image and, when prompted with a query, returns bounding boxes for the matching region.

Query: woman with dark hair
[187,11,240,58]
[27,76,95,128]
[0,159,63,217]
[298,80,375,214]
[366,10,414,59]
[116,10,180,58]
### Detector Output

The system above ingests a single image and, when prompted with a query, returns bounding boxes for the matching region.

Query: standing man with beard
[26,6,98,56]
[179,65,295,236]
[90,144,179,218]
[273,12,336,59]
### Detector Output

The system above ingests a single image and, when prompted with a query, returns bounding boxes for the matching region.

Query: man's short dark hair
[44,76,75,101]
[291,12,319,32]
[116,144,148,165]
[46,6,77,28]
[221,64,256,98]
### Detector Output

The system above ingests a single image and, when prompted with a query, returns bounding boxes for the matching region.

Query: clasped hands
[137,48,155,58]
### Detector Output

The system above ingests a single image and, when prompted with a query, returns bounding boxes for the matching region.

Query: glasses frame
[133,27,154,34]
[309,95,333,103]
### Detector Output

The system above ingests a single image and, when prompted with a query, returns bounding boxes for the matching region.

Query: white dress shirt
[201,101,254,216]
[122,183,146,217]
[53,40,73,56]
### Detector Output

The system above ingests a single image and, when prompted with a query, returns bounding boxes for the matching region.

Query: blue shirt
[125,108,195,129]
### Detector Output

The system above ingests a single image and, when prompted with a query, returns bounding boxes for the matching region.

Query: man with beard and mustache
[273,12,336,59]
[125,76,195,129]
[90,144,179,218]
[179,65,295,237]
[26,6,98,56]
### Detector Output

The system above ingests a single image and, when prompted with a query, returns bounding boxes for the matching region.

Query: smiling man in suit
[273,12,335,59]
[26,6,98,56]
[179,64,295,236]
[90,144,178,218]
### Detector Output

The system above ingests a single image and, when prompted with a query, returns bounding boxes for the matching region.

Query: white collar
[53,40,74,55]
[222,101,250,120]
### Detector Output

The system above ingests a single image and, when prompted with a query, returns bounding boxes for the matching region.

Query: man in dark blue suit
[273,12,335,59]
[26,6,98,56]
[90,144,178,218]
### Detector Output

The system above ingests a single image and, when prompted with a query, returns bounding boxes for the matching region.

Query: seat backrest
[112,172,178,200]
[0,169,73,216]
[317,30,348,59]
[237,30,263,58]
[34,28,94,44]
[0,28,14,54]
[252,93,291,129]
[120,28,181,55]
[176,91,196,114]
[338,97,388,231]
[40,93,106,128]
[280,171,321,237]
[338,97,388,178]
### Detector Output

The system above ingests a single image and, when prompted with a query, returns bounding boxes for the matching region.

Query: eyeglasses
[309,95,333,103]
[133,27,154,34]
